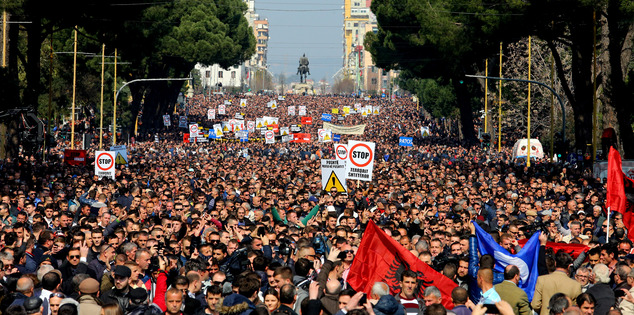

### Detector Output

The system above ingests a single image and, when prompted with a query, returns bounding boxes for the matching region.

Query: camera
[148,256,160,273]
[278,238,293,256]
[312,234,328,256]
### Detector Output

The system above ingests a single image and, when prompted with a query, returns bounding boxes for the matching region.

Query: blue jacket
[468,235,504,303]
[373,295,405,315]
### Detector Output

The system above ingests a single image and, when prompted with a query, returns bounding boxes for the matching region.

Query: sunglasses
[3,264,14,270]
[50,293,66,299]
[69,255,80,259]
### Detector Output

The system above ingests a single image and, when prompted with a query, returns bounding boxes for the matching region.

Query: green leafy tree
[364,0,524,143]
[1,0,254,132]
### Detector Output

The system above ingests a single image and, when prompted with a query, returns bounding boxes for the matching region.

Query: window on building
[231,71,236,79]
[371,78,377,84]
[205,70,211,78]
[218,71,223,78]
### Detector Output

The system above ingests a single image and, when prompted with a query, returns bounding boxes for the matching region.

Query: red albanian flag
[348,221,457,309]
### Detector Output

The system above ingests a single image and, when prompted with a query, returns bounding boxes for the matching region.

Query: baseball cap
[129,287,148,304]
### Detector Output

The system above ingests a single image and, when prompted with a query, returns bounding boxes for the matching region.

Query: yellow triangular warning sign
[216,130,222,137]
[223,126,229,132]
[324,134,331,141]
[115,153,127,165]
[257,122,262,128]
[325,171,346,192]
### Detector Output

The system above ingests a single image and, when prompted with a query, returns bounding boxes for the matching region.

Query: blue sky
[254,0,344,83]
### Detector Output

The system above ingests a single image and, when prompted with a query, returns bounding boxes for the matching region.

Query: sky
[254,0,344,84]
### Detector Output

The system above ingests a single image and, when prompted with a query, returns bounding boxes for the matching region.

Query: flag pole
[607,207,610,243]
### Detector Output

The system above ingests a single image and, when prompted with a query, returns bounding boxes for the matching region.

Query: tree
[332,77,355,94]
[277,73,286,94]
[1,0,255,130]
[364,0,522,143]
[366,0,634,154]
[599,0,634,156]
[399,76,459,119]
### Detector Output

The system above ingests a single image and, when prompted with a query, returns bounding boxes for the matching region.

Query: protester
[0,92,629,315]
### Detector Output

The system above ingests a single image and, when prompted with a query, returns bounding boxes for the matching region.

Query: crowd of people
[0,92,628,315]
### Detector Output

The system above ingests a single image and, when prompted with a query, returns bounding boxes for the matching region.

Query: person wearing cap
[525,210,537,225]
[77,278,101,315]
[101,265,133,312]
[126,287,163,315]
[23,296,43,315]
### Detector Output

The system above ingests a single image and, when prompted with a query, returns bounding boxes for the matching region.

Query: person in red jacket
[150,255,175,312]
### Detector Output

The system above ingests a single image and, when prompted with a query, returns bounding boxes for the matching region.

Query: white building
[195,0,268,92]
[195,64,246,90]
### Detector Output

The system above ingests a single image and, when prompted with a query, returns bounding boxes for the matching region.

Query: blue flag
[473,222,541,301]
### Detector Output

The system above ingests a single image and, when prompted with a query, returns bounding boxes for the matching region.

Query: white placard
[95,151,116,179]
[345,140,375,181]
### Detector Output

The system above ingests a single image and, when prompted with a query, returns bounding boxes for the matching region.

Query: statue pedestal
[293,83,314,95]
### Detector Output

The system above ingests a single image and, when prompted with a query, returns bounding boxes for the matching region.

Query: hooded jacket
[373,295,405,315]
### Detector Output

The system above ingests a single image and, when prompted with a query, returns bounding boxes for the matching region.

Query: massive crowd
[0,92,628,315]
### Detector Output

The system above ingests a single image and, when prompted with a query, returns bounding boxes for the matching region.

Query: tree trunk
[603,0,634,158]
[24,13,42,110]
[453,77,476,144]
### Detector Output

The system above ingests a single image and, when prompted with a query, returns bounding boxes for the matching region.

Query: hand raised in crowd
[308,281,321,300]
[328,248,341,262]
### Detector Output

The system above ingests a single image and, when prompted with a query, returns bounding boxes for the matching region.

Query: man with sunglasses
[59,247,91,295]
[48,292,65,315]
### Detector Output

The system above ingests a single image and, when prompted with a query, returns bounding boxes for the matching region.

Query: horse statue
[297,54,310,83]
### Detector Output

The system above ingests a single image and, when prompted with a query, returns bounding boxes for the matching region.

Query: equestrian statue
[297,54,310,83]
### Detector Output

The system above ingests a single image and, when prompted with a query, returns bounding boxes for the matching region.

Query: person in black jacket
[59,248,93,295]
[101,265,133,312]
[126,287,163,315]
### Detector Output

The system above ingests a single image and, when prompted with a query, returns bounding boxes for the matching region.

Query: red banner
[301,116,312,125]
[183,133,190,143]
[64,150,87,166]
[348,221,456,309]
[292,133,311,143]
[517,239,588,259]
